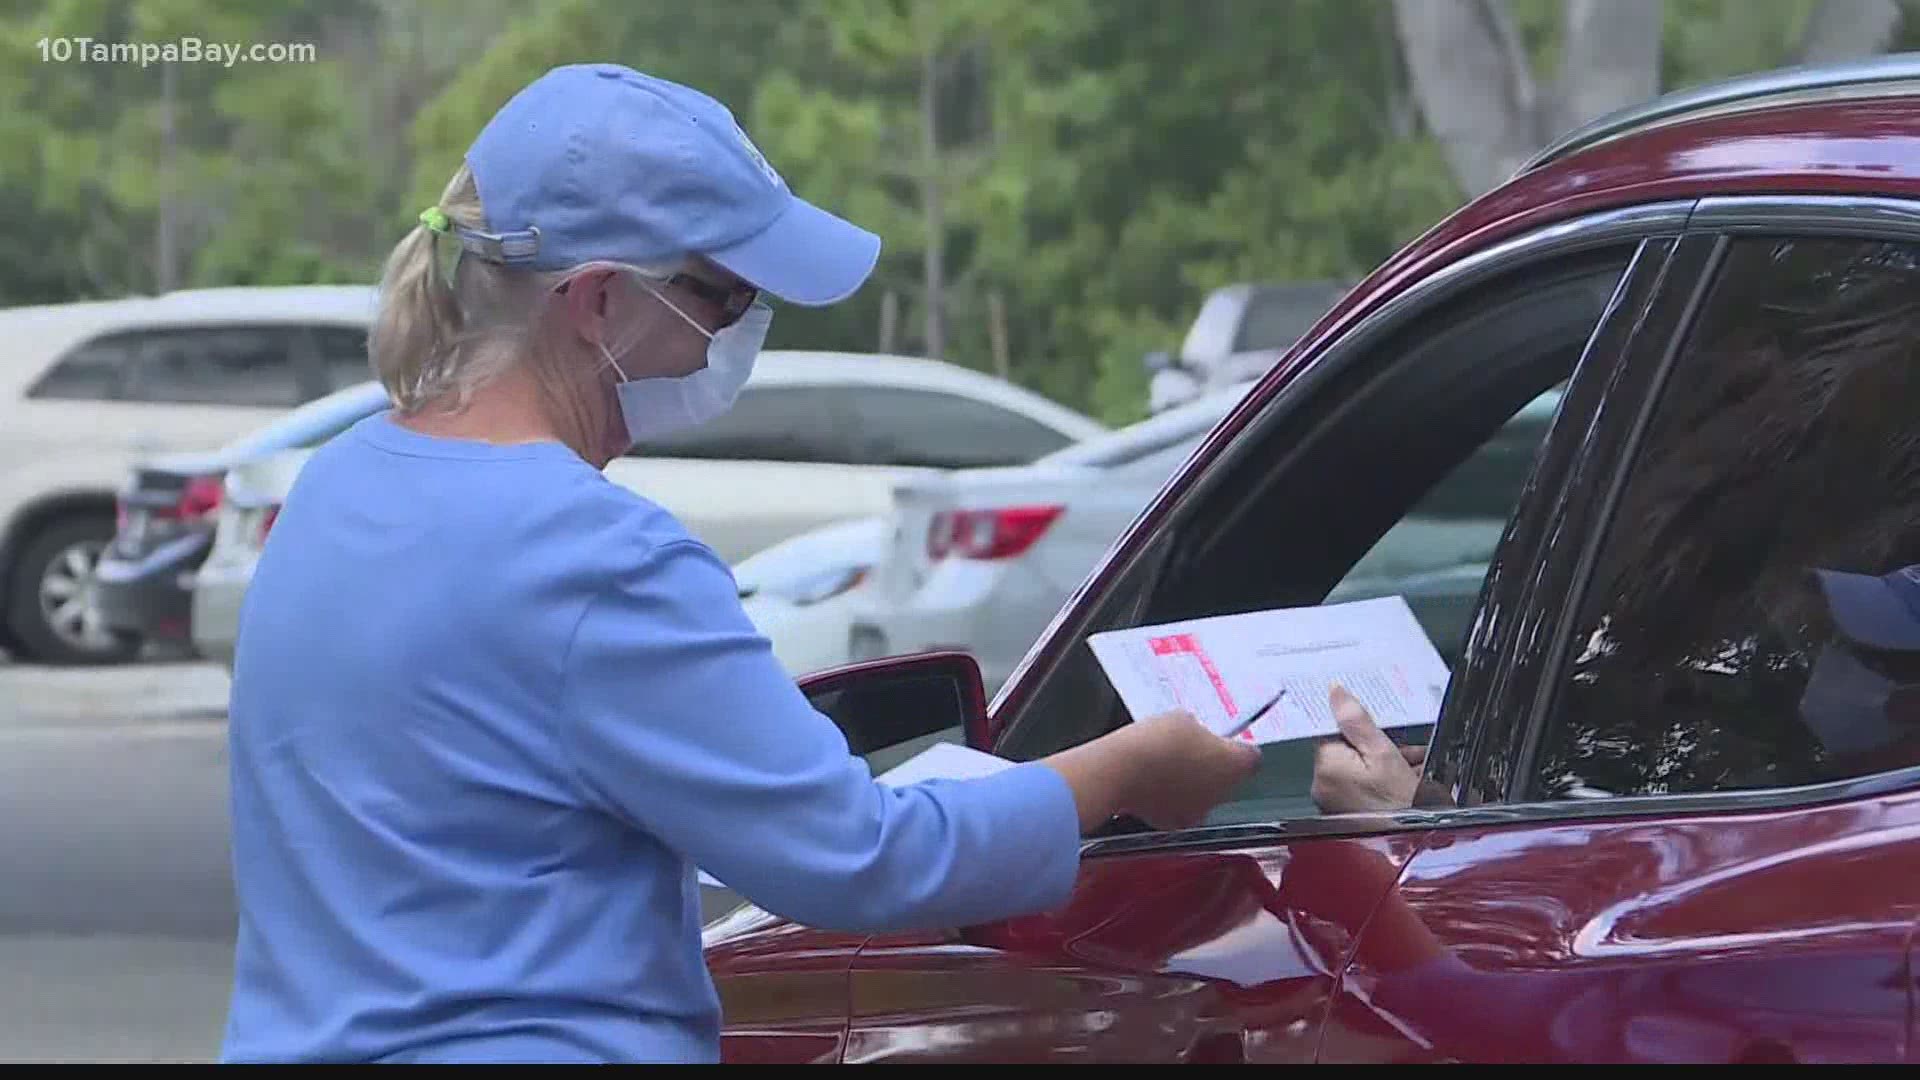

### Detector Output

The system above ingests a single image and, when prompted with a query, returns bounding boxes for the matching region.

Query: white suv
[0,285,377,664]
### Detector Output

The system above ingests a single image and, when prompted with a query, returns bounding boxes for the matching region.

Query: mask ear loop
[638,278,717,342]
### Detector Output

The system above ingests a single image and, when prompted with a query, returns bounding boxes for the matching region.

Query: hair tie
[418,206,451,234]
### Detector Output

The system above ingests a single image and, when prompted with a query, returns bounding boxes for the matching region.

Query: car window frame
[975,203,1703,857]
[1478,195,1920,823]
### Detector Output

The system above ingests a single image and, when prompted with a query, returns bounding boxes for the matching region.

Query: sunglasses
[666,271,761,328]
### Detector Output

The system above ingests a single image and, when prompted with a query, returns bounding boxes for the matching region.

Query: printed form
[1087,595,1450,744]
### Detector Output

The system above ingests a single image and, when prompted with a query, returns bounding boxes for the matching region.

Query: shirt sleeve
[557,537,1082,933]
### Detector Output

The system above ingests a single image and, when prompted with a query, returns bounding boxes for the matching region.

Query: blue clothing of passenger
[219,413,1082,1063]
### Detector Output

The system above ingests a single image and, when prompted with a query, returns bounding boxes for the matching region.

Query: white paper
[868,740,1016,787]
[1085,595,1449,745]
[698,741,1016,889]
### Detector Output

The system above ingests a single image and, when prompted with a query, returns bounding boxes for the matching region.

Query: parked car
[0,284,376,663]
[189,352,1103,668]
[616,350,1107,563]
[850,384,1255,696]
[735,516,888,678]
[1146,278,1350,414]
[190,447,320,670]
[703,57,1920,1063]
[96,380,389,655]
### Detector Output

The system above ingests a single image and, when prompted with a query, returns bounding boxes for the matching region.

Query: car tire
[5,515,142,666]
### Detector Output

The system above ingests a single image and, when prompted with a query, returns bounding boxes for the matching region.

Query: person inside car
[219,64,1259,1065]
[1311,562,1920,815]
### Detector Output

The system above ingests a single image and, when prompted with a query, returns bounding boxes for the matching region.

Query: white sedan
[733,515,887,678]
[849,386,1253,696]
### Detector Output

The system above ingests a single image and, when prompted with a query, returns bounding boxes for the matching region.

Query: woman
[220,64,1259,1064]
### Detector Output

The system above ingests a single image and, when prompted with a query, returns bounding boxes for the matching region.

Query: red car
[704,56,1920,1064]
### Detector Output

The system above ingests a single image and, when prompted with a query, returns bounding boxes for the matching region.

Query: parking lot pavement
[0,659,231,728]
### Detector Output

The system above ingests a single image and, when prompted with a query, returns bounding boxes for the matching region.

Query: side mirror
[799,650,992,761]
[1142,349,1173,373]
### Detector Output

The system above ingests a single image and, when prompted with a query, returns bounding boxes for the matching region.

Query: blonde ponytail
[370,164,535,413]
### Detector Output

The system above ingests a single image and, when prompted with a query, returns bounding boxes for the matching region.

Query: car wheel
[5,516,142,666]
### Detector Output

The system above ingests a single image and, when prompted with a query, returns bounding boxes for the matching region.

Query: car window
[25,335,135,400]
[1532,237,1920,801]
[995,249,1638,829]
[844,386,1077,468]
[628,385,857,463]
[121,326,308,407]
[1326,385,1563,663]
[314,326,371,391]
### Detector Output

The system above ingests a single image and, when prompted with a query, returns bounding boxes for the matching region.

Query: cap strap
[451,224,541,265]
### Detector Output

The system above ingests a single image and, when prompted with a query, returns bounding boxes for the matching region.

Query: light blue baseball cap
[457,62,881,307]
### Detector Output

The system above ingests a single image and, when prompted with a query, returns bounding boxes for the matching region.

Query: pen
[1221,687,1286,739]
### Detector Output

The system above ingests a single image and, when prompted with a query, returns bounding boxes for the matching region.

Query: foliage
[0,0,1888,421]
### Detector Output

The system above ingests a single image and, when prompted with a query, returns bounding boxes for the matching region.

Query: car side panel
[605,458,917,564]
[840,833,1420,1063]
[708,923,867,1064]
[1322,788,1920,1063]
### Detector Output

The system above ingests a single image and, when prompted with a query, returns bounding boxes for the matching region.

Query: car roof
[745,349,1108,439]
[1517,52,1920,176]
[0,284,378,393]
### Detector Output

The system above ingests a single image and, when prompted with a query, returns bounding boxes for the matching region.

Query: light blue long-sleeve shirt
[219,413,1082,1064]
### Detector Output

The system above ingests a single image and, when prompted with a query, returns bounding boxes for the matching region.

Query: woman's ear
[559,267,618,347]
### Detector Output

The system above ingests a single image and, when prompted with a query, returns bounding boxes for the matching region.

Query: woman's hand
[1310,684,1424,814]
[1042,710,1262,833]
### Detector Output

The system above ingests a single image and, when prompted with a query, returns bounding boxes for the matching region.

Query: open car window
[994,245,1644,828]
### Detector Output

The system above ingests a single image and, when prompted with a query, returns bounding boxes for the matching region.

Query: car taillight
[179,475,223,519]
[926,505,1064,561]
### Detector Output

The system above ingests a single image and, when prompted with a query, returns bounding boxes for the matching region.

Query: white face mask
[599,279,772,445]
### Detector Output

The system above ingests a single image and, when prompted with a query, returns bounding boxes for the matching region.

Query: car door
[834,210,1689,1063]
[1324,201,1920,1064]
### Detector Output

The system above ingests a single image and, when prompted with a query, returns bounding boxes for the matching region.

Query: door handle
[1182,1030,1246,1064]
